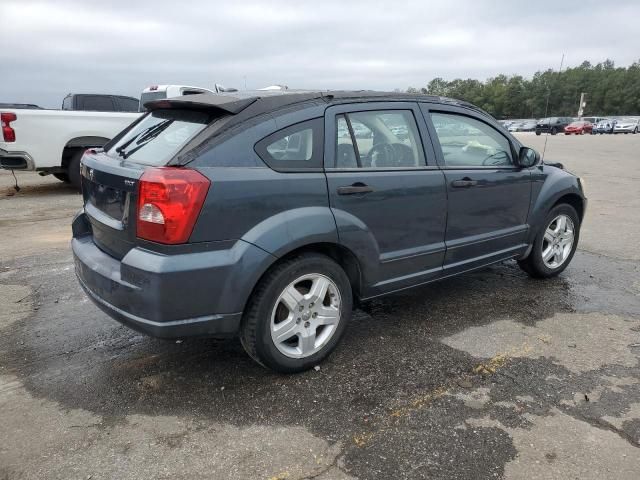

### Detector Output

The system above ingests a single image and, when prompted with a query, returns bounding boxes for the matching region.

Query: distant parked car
[582,116,606,126]
[62,93,140,112]
[613,117,639,134]
[0,103,42,110]
[508,122,523,132]
[535,117,572,135]
[593,119,616,134]
[519,120,537,132]
[564,121,593,135]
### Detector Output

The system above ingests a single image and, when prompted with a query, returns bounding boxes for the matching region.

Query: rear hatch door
[81,108,219,259]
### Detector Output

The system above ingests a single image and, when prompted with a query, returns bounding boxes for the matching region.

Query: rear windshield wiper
[116,119,174,159]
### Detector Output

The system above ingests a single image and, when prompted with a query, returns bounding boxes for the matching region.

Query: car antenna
[541,53,565,162]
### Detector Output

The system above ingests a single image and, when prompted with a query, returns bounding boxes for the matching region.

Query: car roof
[144,90,489,118]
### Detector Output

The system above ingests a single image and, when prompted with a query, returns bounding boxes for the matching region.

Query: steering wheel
[365,143,395,168]
[481,151,510,166]
[366,143,414,167]
[390,143,414,167]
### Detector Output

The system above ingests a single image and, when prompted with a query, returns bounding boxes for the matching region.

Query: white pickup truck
[0,85,220,189]
[0,109,141,188]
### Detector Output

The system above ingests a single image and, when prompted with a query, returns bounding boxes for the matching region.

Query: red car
[564,121,592,135]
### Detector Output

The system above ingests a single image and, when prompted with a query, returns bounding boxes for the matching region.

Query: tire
[518,204,580,279]
[551,127,558,135]
[535,130,541,136]
[67,149,84,191]
[634,127,638,134]
[240,253,353,373]
[53,173,70,183]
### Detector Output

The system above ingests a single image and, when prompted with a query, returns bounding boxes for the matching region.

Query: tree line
[407,60,640,119]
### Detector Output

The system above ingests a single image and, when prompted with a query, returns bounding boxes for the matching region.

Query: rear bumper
[76,272,242,338]
[71,210,274,338]
[0,147,35,170]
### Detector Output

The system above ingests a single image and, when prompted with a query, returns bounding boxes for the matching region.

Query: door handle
[451,179,478,188]
[337,183,374,195]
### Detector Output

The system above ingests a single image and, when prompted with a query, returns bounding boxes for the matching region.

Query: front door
[324,102,447,297]
[423,106,532,272]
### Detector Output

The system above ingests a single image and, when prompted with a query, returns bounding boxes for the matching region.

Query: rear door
[324,102,447,296]
[422,105,531,272]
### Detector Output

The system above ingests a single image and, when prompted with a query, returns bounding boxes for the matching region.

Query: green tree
[407,59,640,118]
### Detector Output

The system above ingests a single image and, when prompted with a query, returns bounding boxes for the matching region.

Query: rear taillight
[1,112,17,142]
[136,167,210,244]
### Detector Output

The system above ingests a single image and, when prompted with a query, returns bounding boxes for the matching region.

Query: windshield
[139,91,167,112]
[106,109,213,166]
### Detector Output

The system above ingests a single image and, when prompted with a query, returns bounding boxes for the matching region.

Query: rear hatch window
[105,109,212,166]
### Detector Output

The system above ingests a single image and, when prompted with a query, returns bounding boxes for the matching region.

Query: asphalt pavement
[1,133,639,479]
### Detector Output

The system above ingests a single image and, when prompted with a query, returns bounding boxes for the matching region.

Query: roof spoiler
[144,93,259,115]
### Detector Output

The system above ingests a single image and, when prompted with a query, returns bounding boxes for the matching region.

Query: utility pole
[577,92,586,117]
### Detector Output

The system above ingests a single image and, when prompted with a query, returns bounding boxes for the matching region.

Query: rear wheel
[240,253,352,373]
[518,204,580,278]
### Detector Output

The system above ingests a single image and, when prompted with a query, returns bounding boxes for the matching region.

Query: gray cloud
[1,0,637,108]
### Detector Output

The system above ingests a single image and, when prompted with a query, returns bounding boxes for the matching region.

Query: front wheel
[240,253,352,373]
[67,149,84,191]
[518,204,580,278]
[551,127,558,135]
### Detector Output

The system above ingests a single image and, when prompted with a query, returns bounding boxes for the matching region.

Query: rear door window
[105,109,214,165]
[79,95,116,111]
[117,97,140,112]
[255,118,324,171]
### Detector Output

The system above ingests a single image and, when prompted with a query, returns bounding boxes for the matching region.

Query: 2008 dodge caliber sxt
[72,91,587,373]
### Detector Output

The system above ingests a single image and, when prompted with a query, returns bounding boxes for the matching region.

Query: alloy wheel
[541,214,575,269]
[270,273,341,358]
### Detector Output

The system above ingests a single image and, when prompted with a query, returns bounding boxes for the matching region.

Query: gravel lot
[1,133,639,479]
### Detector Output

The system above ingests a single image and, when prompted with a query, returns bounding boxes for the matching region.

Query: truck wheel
[67,150,84,191]
[240,253,352,373]
[535,130,541,136]
[518,204,580,279]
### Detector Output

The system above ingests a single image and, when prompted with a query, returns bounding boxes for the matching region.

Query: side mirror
[518,147,540,168]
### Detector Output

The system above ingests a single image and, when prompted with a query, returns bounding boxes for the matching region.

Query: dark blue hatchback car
[72,91,586,372]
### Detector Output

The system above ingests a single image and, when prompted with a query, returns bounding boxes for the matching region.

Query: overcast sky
[1,0,638,108]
